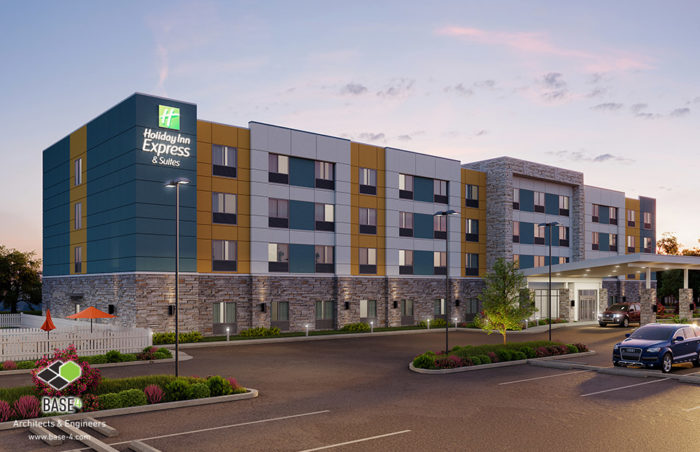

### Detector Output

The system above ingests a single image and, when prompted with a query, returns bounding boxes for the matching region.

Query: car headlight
[614,344,620,349]
[613,314,621,318]
[646,347,661,353]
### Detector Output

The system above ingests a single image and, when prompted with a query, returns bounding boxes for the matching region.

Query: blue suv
[612,323,700,373]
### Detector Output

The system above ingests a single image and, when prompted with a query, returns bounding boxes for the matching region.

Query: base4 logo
[37,360,84,413]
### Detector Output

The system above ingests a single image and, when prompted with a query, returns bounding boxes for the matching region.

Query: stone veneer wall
[602,280,657,303]
[44,274,488,333]
[463,157,585,269]
[558,288,574,321]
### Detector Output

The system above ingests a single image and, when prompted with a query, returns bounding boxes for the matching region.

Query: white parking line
[581,378,670,397]
[298,430,412,452]
[498,370,591,385]
[682,405,700,412]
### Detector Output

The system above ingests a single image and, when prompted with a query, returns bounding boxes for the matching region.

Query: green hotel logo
[159,105,180,130]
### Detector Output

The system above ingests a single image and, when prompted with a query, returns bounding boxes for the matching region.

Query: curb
[0,352,192,376]
[409,351,597,374]
[0,388,258,431]
[528,360,700,385]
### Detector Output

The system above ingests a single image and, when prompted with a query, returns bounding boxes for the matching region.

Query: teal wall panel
[289,200,315,230]
[42,137,69,276]
[414,176,433,202]
[545,193,559,215]
[290,244,315,273]
[289,157,314,188]
[520,222,534,245]
[519,189,534,212]
[414,250,433,275]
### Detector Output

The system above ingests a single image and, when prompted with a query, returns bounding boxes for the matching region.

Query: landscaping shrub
[121,353,137,362]
[152,331,203,344]
[98,393,121,410]
[435,355,463,369]
[207,376,233,397]
[478,354,491,364]
[80,394,100,412]
[2,361,17,371]
[0,401,14,422]
[13,395,40,419]
[82,355,108,365]
[535,347,551,358]
[32,345,101,398]
[118,389,147,407]
[156,348,172,358]
[239,327,281,337]
[233,386,247,394]
[340,322,371,333]
[95,375,201,395]
[0,386,37,406]
[518,347,536,359]
[137,346,157,361]
[226,377,240,390]
[470,356,482,366]
[496,350,513,362]
[512,351,527,361]
[418,318,447,329]
[487,352,498,363]
[153,351,170,360]
[144,385,164,404]
[187,383,211,399]
[412,352,436,369]
[573,343,588,353]
[16,361,35,369]
[566,344,578,354]
[105,350,123,363]
[165,378,191,402]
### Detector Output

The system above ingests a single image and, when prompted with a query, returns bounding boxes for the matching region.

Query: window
[315,203,334,231]
[359,248,377,274]
[213,301,236,324]
[401,299,414,317]
[74,158,82,186]
[466,184,479,208]
[433,215,447,239]
[433,251,446,275]
[513,254,520,266]
[434,299,445,316]
[643,237,653,253]
[466,253,479,276]
[609,207,617,225]
[643,212,652,229]
[74,203,82,230]
[559,225,569,247]
[627,235,636,253]
[559,195,569,216]
[212,193,237,224]
[212,240,237,271]
[399,211,414,237]
[359,208,377,234]
[534,289,560,319]
[610,233,618,251]
[627,209,636,227]
[212,145,237,177]
[592,204,600,223]
[268,243,289,272]
[271,301,289,330]
[360,299,377,319]
[534,255,545,267]
[513,189,520,210]
[315,161,334,189]
[74,246,82,273]
[315,245,334,273]
[592,231,600,250]
[558,257,568,264]
[359,168,377,194]
[399,250,413,274]
[534,191,545,212]
[269,153,289,183]
[269,199,289,228]
[466,219,479,242]
[399,174,414,199]
[434,179,448,203]
[513,221,520,243]
[315,300,334,320]
[534,224,545,245]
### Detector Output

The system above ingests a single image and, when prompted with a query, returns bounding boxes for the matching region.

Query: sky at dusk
[1,1,699,258]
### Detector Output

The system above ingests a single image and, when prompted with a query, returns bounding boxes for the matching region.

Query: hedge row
[0,347,172,371]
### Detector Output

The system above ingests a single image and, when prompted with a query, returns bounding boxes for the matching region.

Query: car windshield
[629,327,673,341]
[609,304,628,312]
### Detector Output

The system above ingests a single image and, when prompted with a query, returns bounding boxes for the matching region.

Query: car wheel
[661,353,673,373]
[613,361,621,367]
[621,318,629,328]
[599,322,606,327]
[693,356,700,368]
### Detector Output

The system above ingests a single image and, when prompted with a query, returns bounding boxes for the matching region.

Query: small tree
[475,258,536,344]
[0,245,42,313]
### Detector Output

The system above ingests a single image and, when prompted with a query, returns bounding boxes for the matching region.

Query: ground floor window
[213,302,236,334]
[315,300,334,329]
[271,301,290,330]
[464,298,479,321]
[360,299,377,320]
[434,298,445,316]
[534,289,559,319]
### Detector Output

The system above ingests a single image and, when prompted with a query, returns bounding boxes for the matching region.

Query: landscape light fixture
[435,210,458,353]
[165,177,190,377]
[538,221,559,342]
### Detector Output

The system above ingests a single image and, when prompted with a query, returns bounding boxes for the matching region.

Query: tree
[653,233,700,302]
[657,232,680,255]
[0,245,42,313]
[475,258,536,344]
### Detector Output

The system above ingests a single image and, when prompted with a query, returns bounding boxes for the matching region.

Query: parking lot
[1,325,698,451]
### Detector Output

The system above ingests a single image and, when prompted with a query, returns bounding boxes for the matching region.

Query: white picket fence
[0,314,152,361]
[0,313,22,328]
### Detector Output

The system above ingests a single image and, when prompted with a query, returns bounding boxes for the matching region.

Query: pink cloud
[437,26,652,72]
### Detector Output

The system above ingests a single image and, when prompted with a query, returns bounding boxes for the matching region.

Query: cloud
[591,102,623,111]
[686,97,700,105]
[630,103,647,113]
[670,107,690,117]
[376,78,414,98]
[657,186,673,192]
[474,129,488,136]
[629,103,661,119]
[586,87,607,98]
[436,26,653,72]
[547,150,634,164]
[340,83,368,95]
[474,79,496,89]
[397,135,412,141]
[588,73,604,84]
[444,83,474,96]
[542,72,566,89]
[357,132,386,142]
[156,44,168,92]
[538,73,568,102]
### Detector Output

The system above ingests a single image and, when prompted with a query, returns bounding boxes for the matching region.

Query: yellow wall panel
[197,142,212,164]
[211,225,238,241]
[198,239,212,260]
[69,126,87,274]
[211,123,238,147]
[197,121,212,143]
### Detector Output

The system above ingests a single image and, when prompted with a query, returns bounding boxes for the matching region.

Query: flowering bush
[13,396,40,420]
[144,384,164,404]
[226,377,240,390]
[487,352,499,363]
[435,355,463,369]
[31,345,101,398]
[535,347,551,358]
[573,343,588,353]
[137,346,158,361]
[79,394,100,412]
[1,361,17,371]
[0,401,14,422]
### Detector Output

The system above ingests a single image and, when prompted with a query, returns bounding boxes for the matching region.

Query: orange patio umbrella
[67,306,116,333]
[41,309,57,346]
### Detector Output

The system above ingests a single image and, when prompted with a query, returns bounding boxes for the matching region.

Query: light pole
[538,221,559,342]
[435,209,458,353]
[165,177,190,377]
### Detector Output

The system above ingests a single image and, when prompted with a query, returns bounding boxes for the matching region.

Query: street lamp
[538,221,559,342]
[165,177,190,377]
[435,209,458,353]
